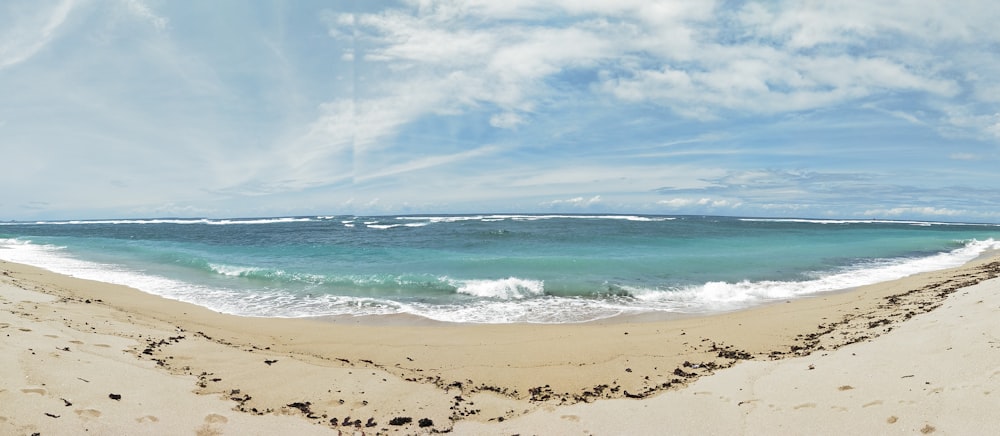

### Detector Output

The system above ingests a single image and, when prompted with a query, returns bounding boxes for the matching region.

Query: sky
[2,0,999,222]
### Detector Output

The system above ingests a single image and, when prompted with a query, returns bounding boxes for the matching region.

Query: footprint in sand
[75,409,102,419]
[197,425,223,436]
[136,415,159,423]
[862,400,883,408]
[886,415,898,424]
[560,415,580,422]
[197,415,229,436]
[21,387,47,395]
[204,414,228,424]
[793,403,817,410]
[44,334,58,338]
[18,328,32,332]
[69,340,84,345]
[94,344,111,348]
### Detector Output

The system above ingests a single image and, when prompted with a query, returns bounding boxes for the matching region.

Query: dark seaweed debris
[389,416,413,426]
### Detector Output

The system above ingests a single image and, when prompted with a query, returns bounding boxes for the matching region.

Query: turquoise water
[1,215,998,323]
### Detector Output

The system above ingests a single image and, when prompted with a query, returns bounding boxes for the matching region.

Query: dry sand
[2,255,998,435]
[456,265,1000,435]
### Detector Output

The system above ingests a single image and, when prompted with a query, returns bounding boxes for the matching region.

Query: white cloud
[601,42,959,118]
[315,0,996,146]
[543,195,602,207]
[862,207,964,217]
[740,0,999,49]
[129,202,213,218]
[313,2,712,151]
[658,197,741,209]
[0,1,75,70]
[949,153,978,161]
[489,112,524,129]
[942,110,1000,140]
[4,1,1000,220]
[122,0,168,31]
[356,144,500,182]
[759,203,812,211]
[657,198,696,208]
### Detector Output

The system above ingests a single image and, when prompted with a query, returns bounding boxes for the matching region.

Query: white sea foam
[205,217,314,225]
[3,217,316,226]
[739,218,997,227]
[2,237,997,324]
[397,216,487,223]
[0,238,353,318]
[395,215,675,223]
[366,222,430,229]
[451,277,545,299]
[0,238,228,308]
[1,214,677,227]
[209,263,263,277]
[626,238,1000,312]
[396,298,629,324]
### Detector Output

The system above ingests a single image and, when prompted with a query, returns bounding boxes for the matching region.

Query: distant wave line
[738,218,998,226]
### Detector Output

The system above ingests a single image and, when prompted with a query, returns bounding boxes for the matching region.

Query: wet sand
[2,255,998,434]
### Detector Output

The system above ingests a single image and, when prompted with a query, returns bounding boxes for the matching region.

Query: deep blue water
[1,215,998,323]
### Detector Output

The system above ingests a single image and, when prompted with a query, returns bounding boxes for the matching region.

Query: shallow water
[2,215,998,323]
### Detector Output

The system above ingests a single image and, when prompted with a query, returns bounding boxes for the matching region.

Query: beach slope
[456,267,1000,435]
[2,257,998,434]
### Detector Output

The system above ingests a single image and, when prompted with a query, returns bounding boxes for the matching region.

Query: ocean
[1,215,998,323]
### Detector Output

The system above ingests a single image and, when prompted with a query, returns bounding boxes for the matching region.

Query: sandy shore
[2,255,999,435]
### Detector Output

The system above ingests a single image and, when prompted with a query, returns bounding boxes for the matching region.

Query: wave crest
[453,277,544,299]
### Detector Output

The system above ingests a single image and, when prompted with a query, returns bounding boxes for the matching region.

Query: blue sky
[2,0,999,222]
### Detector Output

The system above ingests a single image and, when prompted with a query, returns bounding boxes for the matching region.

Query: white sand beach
[2,256,998,435]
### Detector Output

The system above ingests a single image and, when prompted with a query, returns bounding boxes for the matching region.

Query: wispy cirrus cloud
[0,0,74,70]
[653,169,1000,219]
[310,0,995,141]
[2,1,1000,221]
[121,0,169,31]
